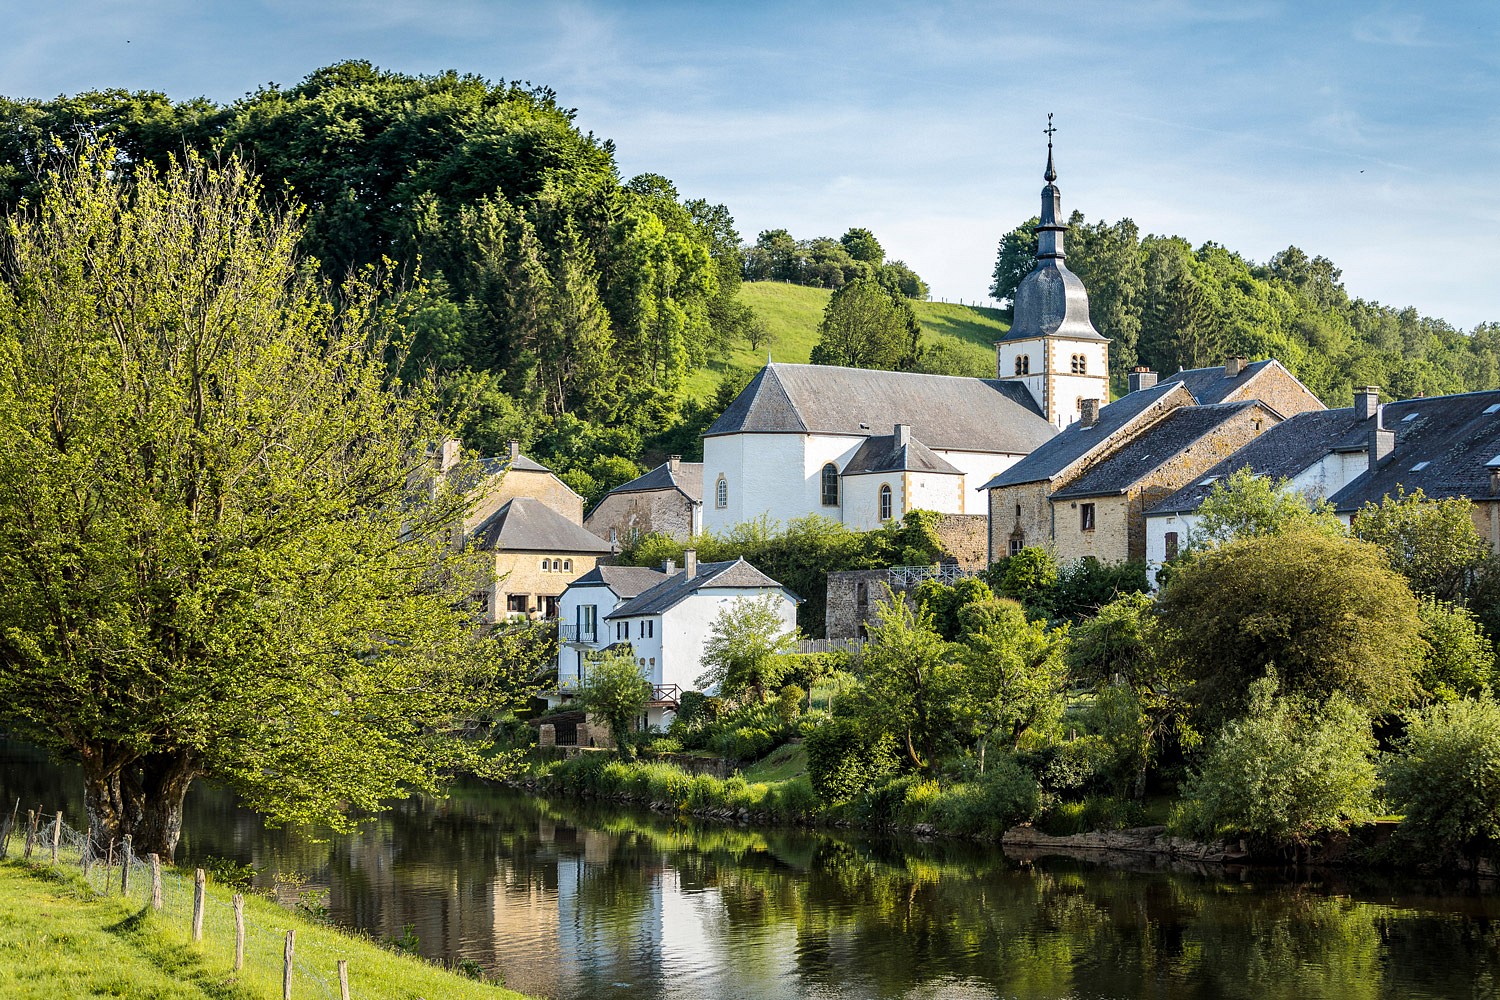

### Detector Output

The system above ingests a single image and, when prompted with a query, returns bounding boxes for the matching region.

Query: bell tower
[995,116,1110,429]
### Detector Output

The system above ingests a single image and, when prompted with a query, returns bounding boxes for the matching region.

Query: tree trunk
[81,745,199,863]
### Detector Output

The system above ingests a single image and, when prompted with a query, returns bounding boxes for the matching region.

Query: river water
[7,740,1500,999]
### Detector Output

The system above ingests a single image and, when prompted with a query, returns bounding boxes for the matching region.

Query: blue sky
[2,0,1497,326]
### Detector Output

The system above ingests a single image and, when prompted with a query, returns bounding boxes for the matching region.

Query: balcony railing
[651,684,682,705]
[558,623,598,643]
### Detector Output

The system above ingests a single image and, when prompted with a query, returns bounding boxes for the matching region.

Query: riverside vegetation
[534,476,1500,872]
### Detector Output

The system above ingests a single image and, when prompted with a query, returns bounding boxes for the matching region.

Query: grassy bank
[0,859,524,999]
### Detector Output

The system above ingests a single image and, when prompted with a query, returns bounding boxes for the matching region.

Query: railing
[651,684,681,704]
[887,564,972,587]
[557,623,597,643]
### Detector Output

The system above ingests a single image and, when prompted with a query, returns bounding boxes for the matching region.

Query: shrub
[804,716,897,802]
[775,684,805,723]
[1383,698,1500,865]
[928,755,1040,836]
[1038,796,1148,836]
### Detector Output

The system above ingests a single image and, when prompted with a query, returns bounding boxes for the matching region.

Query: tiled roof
[600,461,705,503]
[566,564,669,598]
[470,498,614,555]
[704,363,1055,455]
[605,557,795,619]
[1330,391,1500,512]
[1051,402,1263,500]
[1160,360,1278,406]
[981,381,1192,489]
[1148,407,1370,516]
[842,433,962,476]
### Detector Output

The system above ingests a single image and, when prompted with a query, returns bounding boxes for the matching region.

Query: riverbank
[0,859,527,999]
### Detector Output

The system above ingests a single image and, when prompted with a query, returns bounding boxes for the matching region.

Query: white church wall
[703,433,861,533]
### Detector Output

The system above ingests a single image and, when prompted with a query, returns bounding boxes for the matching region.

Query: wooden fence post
[338,958,350,1000]
[150,854,163,910]
[22,809,35,860]
[233,894,245,971]
[192,868,205,941]
[104,839,114,888]
[283,929,295,1000]
[120,835,132,895]
[50,811,62,864]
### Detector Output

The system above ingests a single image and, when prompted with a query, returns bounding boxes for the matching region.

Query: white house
[1143,389,1381,582]
[555,563,670,693]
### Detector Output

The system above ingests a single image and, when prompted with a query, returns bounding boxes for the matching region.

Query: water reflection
[6,740,1499,999]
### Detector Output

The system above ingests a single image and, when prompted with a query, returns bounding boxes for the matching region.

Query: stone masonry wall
[933,514,989,570]
[1227,364,1325,418]
[987,481,1054,565]
[826,569,898,641]
[468,467,585,531]
[585,489,696,544]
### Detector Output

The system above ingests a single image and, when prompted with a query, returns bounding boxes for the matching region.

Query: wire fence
[0,800,406,999]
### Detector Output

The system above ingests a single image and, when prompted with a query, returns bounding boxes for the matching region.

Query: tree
[0,149,533,860]
[697,593,798,703]
[578,652,653,758]
[1350,489,1489,602]
[840,227,884,263]
[1416,598,1497,701]
[858,592,958,771]
[1177,675,1379,846]
[1383,698,1500,867]
[1157,528,1422,716]
[809,278,922,371]
[1187,467,1344,550]
[989,217,1040,313]
[955,599,1067,766]
[1068,215,1145,382]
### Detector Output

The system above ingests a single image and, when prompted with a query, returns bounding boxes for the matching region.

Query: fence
[0,799,395,999]
[886,564,974,588]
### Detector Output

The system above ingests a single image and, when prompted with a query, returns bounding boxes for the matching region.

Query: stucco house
[584,456,704,545]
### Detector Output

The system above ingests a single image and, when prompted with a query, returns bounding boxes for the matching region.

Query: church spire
[1037,113,1065,261]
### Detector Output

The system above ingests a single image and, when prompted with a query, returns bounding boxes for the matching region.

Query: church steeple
[1038,115,1065,262]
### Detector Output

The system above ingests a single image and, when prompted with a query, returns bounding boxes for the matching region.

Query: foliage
[1187,467,1344,550]
[809,277,923,371]
[856,593,959,772]
[1176,675,1379,845]
[741,226,928,298]
[1383,697,1500,865]
[986,546,1059,606]
[1416,599,1497,701]
[911,577,995,641]
[0,148,535,860]
[667,700,795,761]
[577,652,652,760]
[1350,489,1490,602]
[804,716,898,803]
[954,599,1068,759]
[1047,557,1151,623]
[1157,528,1422,716]
[775,684,806,723]
[697,593,799,702]
[541,749,822,819]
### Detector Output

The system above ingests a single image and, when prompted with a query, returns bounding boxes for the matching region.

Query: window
[644,620,654,638]
[543,596,559,618]
[541,558,552,572]
[1014,354,1030,376]
[1080,503,1096,531]
[579,605,597,643]
[1015,503,1022,519]
[1411,461,1430,471]
[820,463,839,506]
[1165,531,1179,560]
[563,559,572,572]
[1071,354,1087,374]
[1008,536,1024,557]
[623,621,631,640]
[879,484,893,521]
[1485,403,1500,415]
[506,594,529,613]
[715,475,728,508]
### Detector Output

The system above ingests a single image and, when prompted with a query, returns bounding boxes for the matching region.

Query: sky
[2,0,1497,327]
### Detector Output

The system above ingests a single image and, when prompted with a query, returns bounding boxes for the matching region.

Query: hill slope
[682,282,1008,398]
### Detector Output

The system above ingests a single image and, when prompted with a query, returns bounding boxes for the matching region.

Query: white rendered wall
[1047,339,1112,429]
[703,433,862,533]
[1144,512,1201,588]
[1288,451,1368,501]
[555,582,619,689]
[994,340,1048,416]
[930,449,1026,511]
[841,474,899,531]
[658,588,797,694]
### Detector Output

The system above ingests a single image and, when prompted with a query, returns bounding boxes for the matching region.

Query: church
[701,138,1110,535]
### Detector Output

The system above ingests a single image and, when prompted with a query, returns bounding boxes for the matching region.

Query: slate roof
[981,381,1192,489]
[996,261,1108,343]
[842,432,962,476]
[605,557,796,619]
[1148,407,1370,516]
[1051,402,1263,500]
[470,498,614,554]
[566,564,669,598]
[1160,359,1280,407]
[704,363,1055,455]
[601,461,705,503]
[1329,390,1500,513]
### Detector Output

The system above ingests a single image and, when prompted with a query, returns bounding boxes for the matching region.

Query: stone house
[469,498,614,622]
[466,440,585,531]
[584,456,703,545]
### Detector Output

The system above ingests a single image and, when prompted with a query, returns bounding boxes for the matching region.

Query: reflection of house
[584,456,704,545]
[470,498,613,622]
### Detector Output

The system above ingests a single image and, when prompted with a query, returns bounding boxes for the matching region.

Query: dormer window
[1071,354,1088,374]
[1015,355,1030,376]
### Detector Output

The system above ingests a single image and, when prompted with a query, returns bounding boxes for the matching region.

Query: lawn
[0,858,525,999]
[739,743,807,784]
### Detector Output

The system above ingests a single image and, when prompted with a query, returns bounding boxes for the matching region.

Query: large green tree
[697,593,799,703]
[0,150,531,860]
[810,277,922,371]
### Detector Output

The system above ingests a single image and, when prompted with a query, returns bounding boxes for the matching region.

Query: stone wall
[933,513,989,570]
[1230,363,1325,418]
[585,488,697,544]
[489,551,607,621]
[987,480,1054,565]
[826,569,893,641]
[468,466,585,530]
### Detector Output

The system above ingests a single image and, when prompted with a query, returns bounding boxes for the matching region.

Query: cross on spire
[1043,113,1058,183]
[1044,113,1057,143]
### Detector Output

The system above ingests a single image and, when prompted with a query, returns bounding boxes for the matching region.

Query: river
[6,740,1499,999]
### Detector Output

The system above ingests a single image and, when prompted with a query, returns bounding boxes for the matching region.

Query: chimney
[664,558,675,575]
[1355,386,1380,421]
[1224,357,1248,378]
[684,549,698,579]
[1127,366,1158,393]
[1079,398,1101,428]
[668,454,681,476]
[894,423,911,448]
[1368,405,1394,470]
[1490,468,1500,496]
[508,439,520,463]
[432,438,461,474]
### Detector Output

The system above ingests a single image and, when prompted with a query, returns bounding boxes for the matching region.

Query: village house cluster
[440,144,1500,733]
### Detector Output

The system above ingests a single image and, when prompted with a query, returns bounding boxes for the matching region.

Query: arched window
[879,484,893,522]
[541,558,552,572]
[715,475,728,509]
[1071,354,1087,374]
[820,463,839,506]
[1014,354,1030,376]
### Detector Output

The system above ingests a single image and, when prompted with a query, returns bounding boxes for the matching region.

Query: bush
[775,684,805,723]
[804,716,897,802]
[927,756,1040,836]
[1039,795,1148,835]
[1383,698,1500,865]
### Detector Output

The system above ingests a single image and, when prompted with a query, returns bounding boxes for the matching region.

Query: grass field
[0,858,525,999]
[680,282,1009,399]
[739,743,808,784]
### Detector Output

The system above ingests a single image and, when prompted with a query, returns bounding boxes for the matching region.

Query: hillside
[681,282,1008,399]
